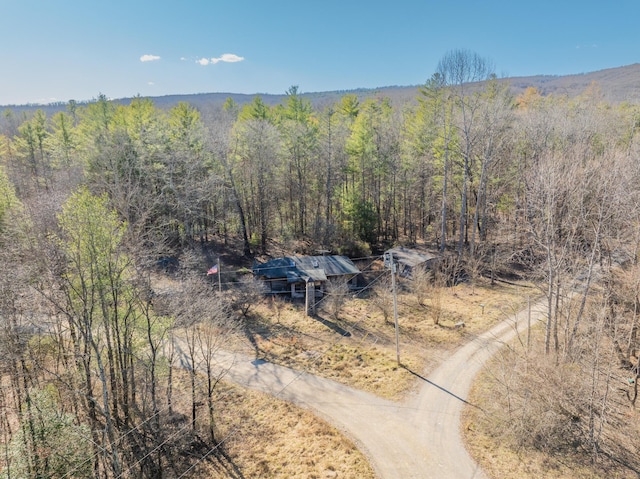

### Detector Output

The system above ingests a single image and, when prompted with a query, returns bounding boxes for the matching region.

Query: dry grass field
[160,268,640,478]
[462,354,640,479]
[228,271,639,479]
[162,268,598,478]
[191,379,375,479]
[461,301,640,479]
[240,276,534,400]
[156,271,537,477]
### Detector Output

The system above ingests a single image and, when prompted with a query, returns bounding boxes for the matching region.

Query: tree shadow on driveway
[401,365,482,409]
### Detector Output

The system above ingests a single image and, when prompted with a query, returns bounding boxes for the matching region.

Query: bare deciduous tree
[323,278,350,321]
[231,275,267,317]
[436,49,495,255]
[163,274,237,443]
[370,276,393,323]
[409,267,432,307]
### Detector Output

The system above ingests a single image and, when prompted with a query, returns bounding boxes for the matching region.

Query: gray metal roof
[253,255,359,283]
[386,247,439,267]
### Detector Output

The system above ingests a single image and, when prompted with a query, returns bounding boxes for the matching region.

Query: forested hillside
[1,50,640,477]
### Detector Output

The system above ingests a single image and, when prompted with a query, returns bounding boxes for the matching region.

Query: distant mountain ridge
[505,63,640,103]
[4,63,640,114]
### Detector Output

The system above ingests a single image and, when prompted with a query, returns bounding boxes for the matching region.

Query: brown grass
[192,380,375,479]
[154,272,536,476]
[462,320,640,479]
[241,277,533,400]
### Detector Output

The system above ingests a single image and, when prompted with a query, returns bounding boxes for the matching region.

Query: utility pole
[385,252,400,365]
[527,295,531,353]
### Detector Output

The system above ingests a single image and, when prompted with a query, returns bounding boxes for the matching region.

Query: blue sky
[1,0,638,106]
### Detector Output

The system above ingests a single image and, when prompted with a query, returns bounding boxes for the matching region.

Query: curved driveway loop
[212,299,545,479]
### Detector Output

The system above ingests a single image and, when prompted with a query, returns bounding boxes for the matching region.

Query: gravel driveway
[203,298,545,478]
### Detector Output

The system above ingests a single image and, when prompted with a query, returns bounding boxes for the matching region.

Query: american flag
[207,264,218,275]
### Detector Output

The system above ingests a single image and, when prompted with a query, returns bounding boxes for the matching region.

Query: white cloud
[140,54,161,62]
[575,43,598,50]
[213,53,244,63]
[196,53,245,66]
[148,82,155,86]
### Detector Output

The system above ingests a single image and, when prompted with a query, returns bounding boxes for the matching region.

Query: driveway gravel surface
[194,298,545,478]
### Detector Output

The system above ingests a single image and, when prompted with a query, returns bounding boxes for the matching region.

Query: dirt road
[204,299,544,478]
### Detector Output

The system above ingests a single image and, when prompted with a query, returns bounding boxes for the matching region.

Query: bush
[3,387,93,479]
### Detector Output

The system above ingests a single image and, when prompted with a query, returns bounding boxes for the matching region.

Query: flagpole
[217,257,222,292]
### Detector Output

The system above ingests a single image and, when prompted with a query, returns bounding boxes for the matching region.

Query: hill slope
[506,63,640,103]
[3,63,640,115]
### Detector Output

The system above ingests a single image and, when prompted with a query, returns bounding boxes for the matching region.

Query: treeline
[1,49,640,476]
[2,55,638,264]
[0,55,530,259]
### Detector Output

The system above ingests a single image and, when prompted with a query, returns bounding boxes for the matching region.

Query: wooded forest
[1,50,640,477]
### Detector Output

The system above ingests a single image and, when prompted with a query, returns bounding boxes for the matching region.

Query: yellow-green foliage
[0,165,20,231]
[58,186,127,281]
[3,386,93,479]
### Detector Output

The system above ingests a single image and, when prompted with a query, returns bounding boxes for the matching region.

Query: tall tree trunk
[227,170,251,256]
[545,247,554,355]
[440,133,449,253]
[458,156,468,256]
[325,110,334,225]
[471,147,492,255]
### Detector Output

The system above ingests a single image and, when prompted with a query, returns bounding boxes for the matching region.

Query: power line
[174,317,370,478]
[63,341,269,478]
[58,335,246,479]
[172,266,391,477]
[58,256,389,477]
[113,343,249,478]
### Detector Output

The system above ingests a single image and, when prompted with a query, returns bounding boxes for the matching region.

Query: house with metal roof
[252,255,360,298]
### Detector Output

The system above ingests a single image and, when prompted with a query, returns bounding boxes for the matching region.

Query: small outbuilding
[385,246,440,278]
